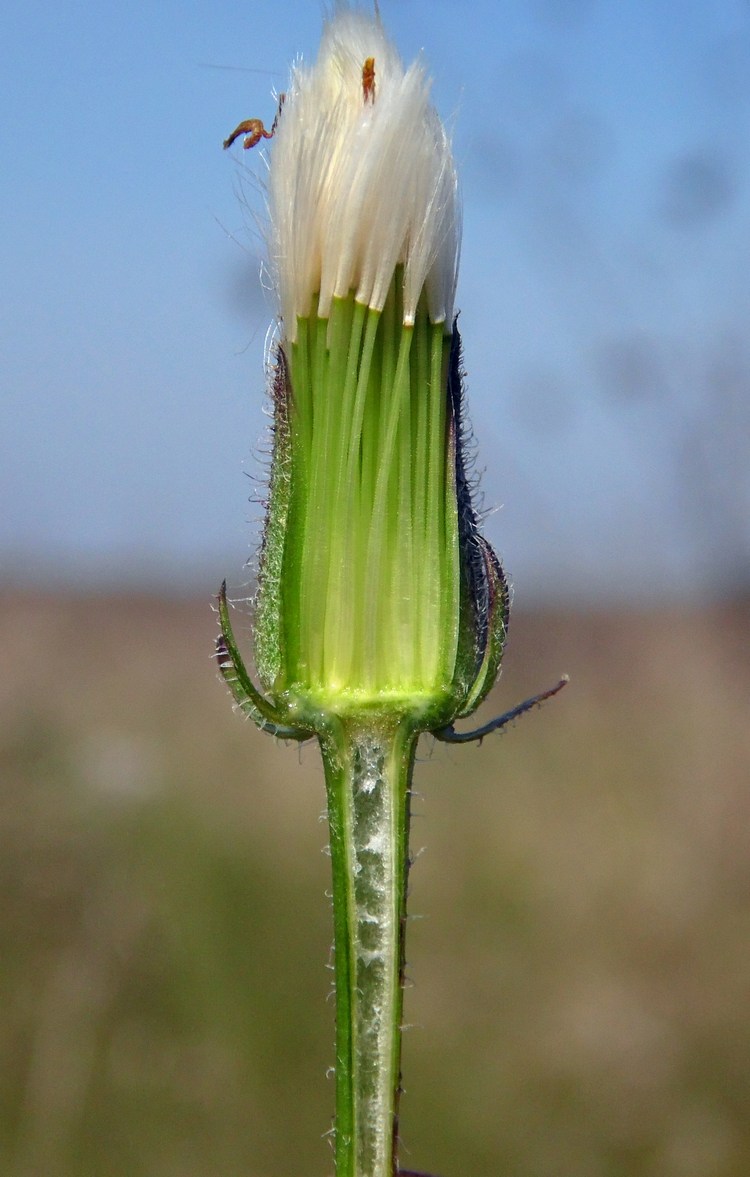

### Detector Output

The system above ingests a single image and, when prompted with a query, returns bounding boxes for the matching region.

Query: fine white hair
[268,7,460,338]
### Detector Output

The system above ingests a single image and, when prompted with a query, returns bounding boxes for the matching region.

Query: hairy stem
[319,715,416,1177]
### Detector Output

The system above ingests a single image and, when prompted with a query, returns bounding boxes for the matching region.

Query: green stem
[318,714,417,1177]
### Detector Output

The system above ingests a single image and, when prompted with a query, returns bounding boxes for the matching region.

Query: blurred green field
[1,589,748,1177]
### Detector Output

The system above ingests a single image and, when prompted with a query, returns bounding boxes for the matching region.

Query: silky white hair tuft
[268,6,460,338]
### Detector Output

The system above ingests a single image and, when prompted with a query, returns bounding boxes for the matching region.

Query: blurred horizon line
[2,549,748,610]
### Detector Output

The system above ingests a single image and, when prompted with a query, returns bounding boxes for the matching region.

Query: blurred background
[1,1,749,1174]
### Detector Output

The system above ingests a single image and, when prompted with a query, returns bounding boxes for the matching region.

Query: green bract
[218,305,507,735]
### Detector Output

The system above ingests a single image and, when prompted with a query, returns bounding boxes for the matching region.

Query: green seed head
[248,9,507,732]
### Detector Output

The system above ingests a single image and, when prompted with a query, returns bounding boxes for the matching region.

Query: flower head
[221,5,507,734]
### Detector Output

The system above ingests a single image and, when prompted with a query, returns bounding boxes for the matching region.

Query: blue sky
[2,0,749,601]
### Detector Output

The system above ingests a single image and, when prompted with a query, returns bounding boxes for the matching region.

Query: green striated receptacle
[253,279,507,738]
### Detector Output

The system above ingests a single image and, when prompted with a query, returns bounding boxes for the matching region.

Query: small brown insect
[362,56,375,103]
[223,93,285,151]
